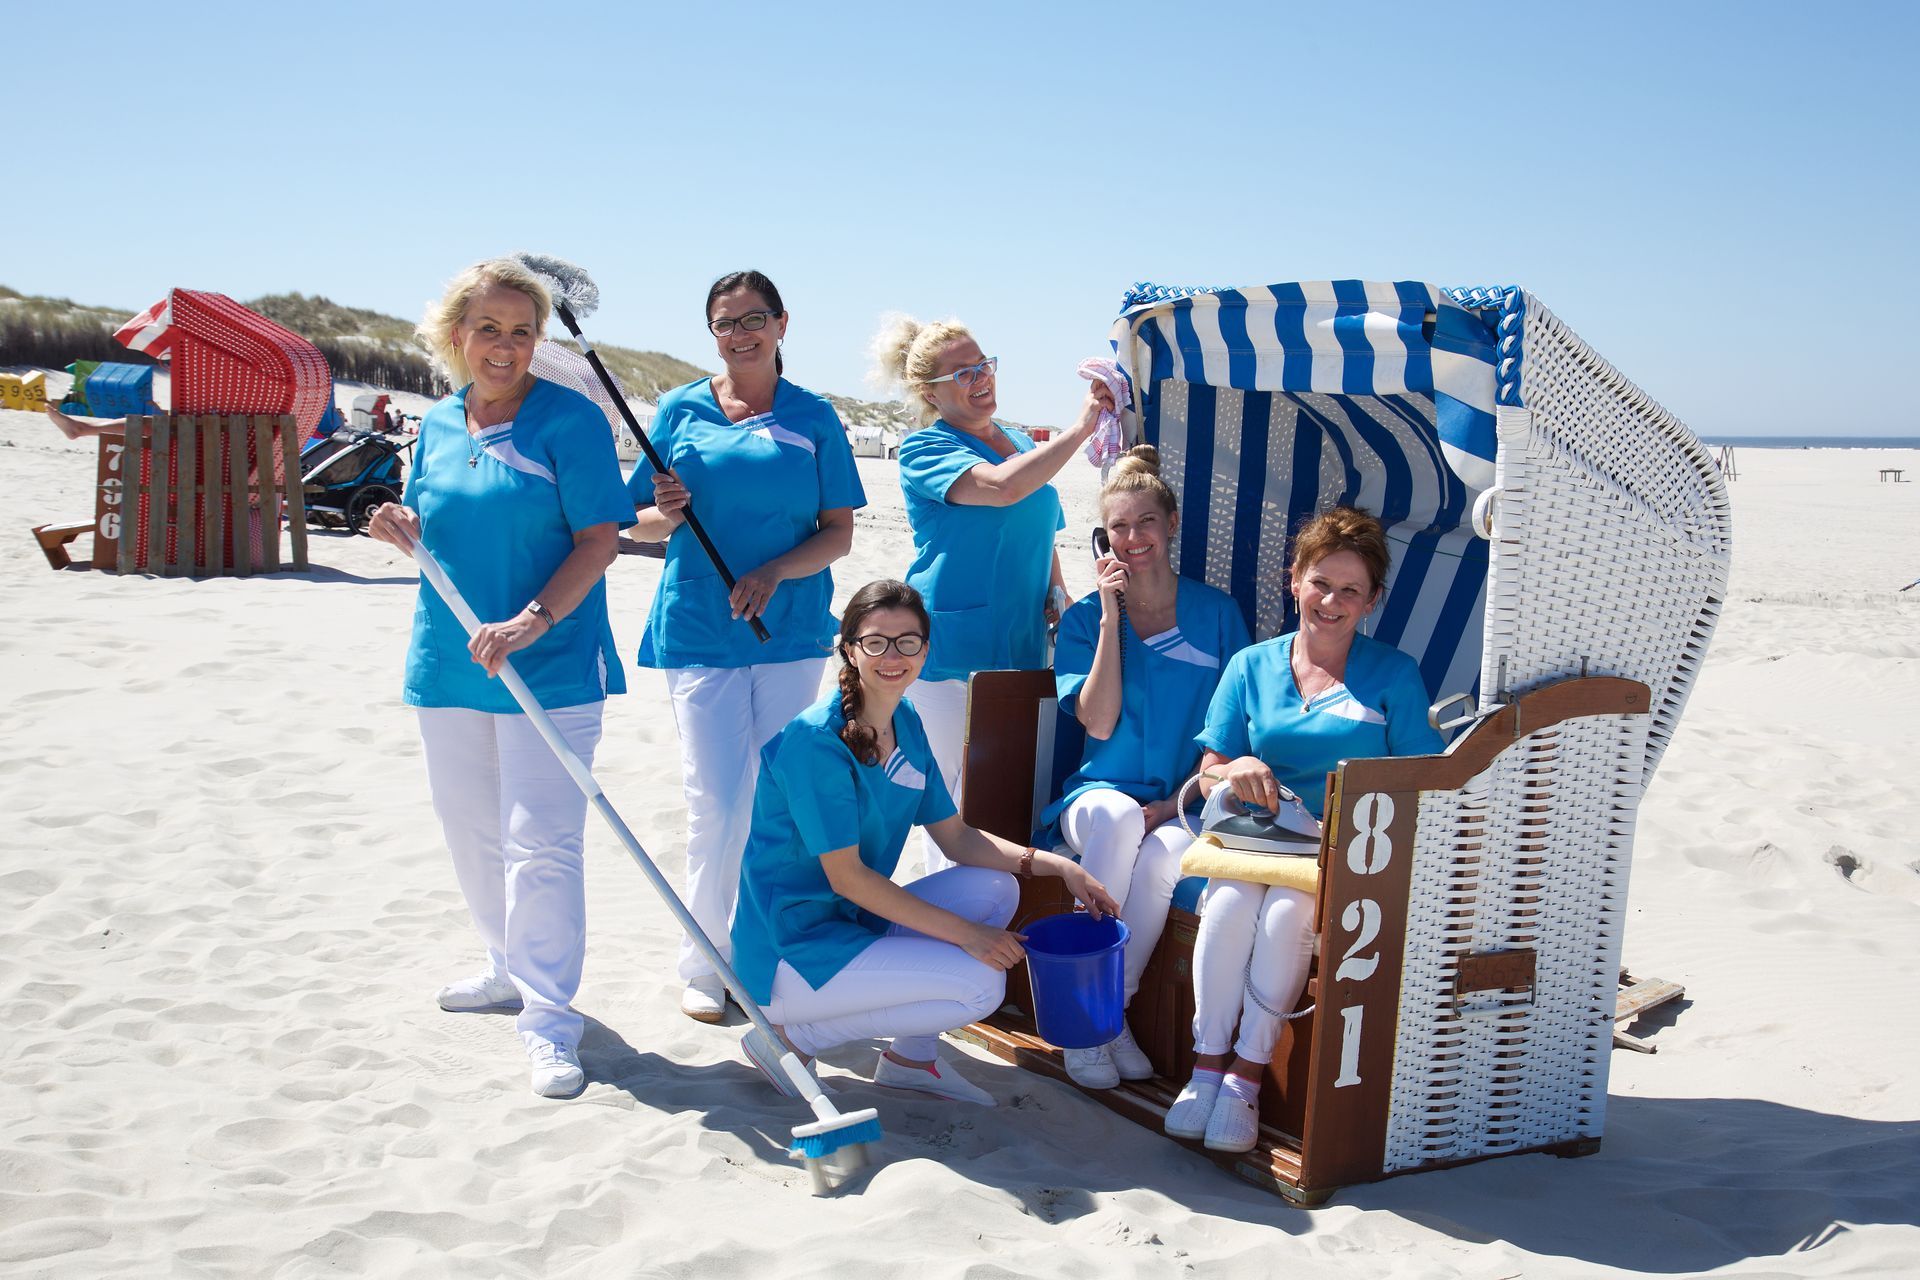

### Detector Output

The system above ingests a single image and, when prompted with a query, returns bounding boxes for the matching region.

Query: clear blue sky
[10,1,1916,436]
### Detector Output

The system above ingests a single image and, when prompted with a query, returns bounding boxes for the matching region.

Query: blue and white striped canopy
[1108,281,1503,705]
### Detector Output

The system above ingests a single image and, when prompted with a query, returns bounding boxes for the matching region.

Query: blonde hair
[868,312,976,428]
[416,257,553,388]
[1100,444,1178,524]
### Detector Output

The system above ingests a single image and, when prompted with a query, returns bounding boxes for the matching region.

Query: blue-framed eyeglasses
[919,356,998,388]
[708,309,779,337]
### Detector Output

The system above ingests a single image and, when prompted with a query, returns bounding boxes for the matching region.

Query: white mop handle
[406,538,808,1076]
[409,540,600,798]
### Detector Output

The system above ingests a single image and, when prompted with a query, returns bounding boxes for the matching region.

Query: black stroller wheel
[347,484,399,536]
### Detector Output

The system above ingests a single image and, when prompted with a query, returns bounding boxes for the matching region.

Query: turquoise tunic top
[730,693,958,1003]
[1037,580,1252,841]
[628,378,866,669]
[1196,632,1442,819]
[897,420,1065,683]
[402,378,632,713]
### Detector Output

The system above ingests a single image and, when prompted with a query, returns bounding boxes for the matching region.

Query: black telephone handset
[1091,527,1126,675]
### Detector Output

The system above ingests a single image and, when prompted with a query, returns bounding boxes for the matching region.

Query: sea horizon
[1699,435,1920,449]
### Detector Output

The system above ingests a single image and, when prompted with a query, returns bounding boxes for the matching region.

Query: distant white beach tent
[529,340,654,462]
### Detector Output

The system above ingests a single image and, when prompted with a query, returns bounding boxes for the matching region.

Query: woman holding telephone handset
[1039,446,1250,1088]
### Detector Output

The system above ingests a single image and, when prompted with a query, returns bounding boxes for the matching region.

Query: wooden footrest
[32,521,95,570]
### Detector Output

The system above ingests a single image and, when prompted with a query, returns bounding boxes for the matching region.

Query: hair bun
[1111,443,1161,479]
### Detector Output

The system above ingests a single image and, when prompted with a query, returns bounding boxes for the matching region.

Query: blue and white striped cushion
[1109,281,1503,704]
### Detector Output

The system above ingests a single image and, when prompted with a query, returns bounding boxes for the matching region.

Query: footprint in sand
[1824,845,1920,903]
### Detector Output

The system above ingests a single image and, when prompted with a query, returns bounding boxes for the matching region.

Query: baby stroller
[301,427,414,534]
[957,280,1730,1204]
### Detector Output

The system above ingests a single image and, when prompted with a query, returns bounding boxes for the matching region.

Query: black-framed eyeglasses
[918,356,998,388]
[849,633,926,658]
[708,309,780,336]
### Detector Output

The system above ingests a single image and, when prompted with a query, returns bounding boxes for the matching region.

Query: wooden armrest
[32,521,95,570]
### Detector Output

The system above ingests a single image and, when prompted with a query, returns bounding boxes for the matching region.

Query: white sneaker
[1108,1026,1155,1081]
[528,1041,585,1099]
[873,1051,995,1106]
[680,974,727,1024]
[1164,1071,1222,1139]
[1063,1044,1120,1089]
[436,972,521,1013]
[1203,1084,1261,1152]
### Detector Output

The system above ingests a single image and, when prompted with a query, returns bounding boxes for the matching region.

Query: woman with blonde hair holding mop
[631,271,866,1023]
[367,256,632,1100]
[870,316,1111,862]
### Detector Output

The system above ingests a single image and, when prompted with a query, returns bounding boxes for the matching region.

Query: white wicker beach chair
[956,282,1730,1203]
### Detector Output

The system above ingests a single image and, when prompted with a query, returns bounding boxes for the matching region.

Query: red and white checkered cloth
[1076,357,1131,468]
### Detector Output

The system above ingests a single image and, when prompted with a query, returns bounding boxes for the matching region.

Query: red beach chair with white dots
[114,290,331,570]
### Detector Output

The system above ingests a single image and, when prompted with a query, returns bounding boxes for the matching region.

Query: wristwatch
[526,599,556,630]
[1018,847,1037,878]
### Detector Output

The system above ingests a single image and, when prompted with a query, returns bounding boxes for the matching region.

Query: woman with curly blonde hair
[367,256,631,1101]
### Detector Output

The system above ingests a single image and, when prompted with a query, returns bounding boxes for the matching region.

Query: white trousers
[1191,879,1316,1063]
[907,677,969,877]
[1060,789,1190,1003]
[665,658,827,981]
[768,866,1018,1060]
[417,702,604,1052]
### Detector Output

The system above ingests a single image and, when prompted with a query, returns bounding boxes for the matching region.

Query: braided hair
[836,579,931,765]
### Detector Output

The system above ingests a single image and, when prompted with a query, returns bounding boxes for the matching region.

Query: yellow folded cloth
[1178,834,1322,893]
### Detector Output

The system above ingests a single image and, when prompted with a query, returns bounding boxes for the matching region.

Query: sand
[2,398,1917,1278]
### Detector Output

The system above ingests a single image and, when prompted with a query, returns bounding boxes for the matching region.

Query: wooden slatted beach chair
[954,282,1730,1205]
[112,290,331,571]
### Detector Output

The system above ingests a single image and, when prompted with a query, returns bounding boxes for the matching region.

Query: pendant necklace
[468,377,531,467]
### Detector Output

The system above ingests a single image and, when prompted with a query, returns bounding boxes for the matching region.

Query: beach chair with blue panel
[956,281,1730,1204]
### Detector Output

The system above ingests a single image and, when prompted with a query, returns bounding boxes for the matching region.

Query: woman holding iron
[1165,506,1441,1153]
[366,256,632,1101]
[869,316,1112,858]
[629,271,866,1023]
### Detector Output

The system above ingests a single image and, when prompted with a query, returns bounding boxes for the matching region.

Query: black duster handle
[554,302,770,644]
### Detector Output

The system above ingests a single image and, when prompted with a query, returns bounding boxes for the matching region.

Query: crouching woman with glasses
[869,316,1114,864]
[730,580,1118,1106]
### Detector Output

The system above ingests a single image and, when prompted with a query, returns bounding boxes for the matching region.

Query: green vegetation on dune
[1,283,1046,432]
[543,338,710,404]
[247,293,419,345]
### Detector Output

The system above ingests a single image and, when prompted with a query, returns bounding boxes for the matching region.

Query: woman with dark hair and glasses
[629,270,866,1023]
[730,580,1118,1105]
[869,316,1113,866]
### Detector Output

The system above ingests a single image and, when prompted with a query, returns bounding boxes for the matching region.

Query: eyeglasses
[849,632,926,658]
[918,356,998,388]
[707,309,779,337]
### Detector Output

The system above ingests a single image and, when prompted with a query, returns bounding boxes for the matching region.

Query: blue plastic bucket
[1023,913,1129,1049]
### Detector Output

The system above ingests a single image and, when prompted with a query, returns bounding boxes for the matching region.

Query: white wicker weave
[1375,290,1727,1174]
[1480,292,1732,777]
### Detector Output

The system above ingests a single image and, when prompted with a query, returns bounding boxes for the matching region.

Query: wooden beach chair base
[32,521,96,570]
[957,669,1651,1207]
[1612,970,1686,1053]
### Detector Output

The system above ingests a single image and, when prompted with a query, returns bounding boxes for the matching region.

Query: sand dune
[2,406,1916,1278]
